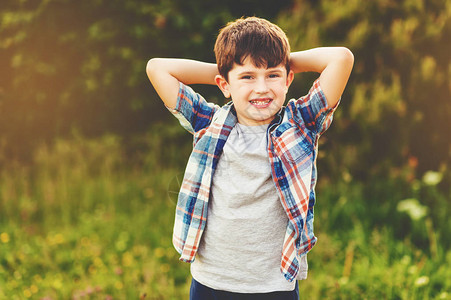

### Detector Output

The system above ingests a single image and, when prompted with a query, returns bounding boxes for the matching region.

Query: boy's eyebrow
[237,71,255,76]
[237,68,284,76]
[267,68,284,73]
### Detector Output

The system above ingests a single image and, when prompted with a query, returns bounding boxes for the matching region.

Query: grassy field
[0,125,450,299]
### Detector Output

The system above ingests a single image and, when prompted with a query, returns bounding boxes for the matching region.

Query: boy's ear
[215,75,231,98]
[285,70,294,92]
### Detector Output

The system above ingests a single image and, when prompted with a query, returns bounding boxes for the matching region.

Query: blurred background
[0,0,450,299]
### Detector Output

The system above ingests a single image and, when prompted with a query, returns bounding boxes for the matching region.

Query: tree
[0,0,291,162]
[279,0,450,179]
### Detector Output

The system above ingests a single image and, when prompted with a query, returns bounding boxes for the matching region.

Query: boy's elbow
[146,58,160,78]
[339,47,354,68]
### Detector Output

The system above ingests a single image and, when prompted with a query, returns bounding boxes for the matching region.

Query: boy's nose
[254,78,269,94]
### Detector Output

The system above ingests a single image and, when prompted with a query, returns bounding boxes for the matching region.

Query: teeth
[251,99,271,104]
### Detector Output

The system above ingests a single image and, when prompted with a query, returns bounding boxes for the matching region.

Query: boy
[147,17,353,299]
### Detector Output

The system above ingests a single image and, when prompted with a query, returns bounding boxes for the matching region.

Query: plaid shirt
[166,78,339,282]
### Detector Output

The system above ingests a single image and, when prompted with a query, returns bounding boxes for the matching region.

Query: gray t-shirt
[191,122,301,293]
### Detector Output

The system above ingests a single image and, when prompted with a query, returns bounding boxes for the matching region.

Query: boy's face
[216,57,294,126]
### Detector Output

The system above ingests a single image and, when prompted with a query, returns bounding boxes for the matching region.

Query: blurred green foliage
[0,0,449,179]
[0,127,449,299]
[0,0,451,180]
[278,0,450,180]
[0,0,291,161]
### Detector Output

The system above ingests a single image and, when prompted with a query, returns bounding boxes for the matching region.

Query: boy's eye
[241,75,253,80]
[269,74,280,78]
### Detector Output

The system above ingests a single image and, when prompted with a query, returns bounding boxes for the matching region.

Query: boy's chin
[238,114,276,126]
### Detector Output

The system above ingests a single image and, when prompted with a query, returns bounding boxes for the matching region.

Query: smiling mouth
[249,98,272,107]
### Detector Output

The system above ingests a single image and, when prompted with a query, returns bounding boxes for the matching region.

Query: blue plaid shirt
[166,78,339,282]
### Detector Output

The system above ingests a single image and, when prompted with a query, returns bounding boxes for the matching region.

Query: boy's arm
[290,47,354,108]
[146,58,219,109]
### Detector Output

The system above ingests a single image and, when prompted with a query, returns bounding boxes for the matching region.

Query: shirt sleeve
[164,82,220,135]
[289,78,340,136]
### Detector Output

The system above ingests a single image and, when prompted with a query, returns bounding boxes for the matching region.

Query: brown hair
[214,17,291,81]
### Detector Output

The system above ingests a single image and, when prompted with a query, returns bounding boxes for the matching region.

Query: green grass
[0,127,450,299]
